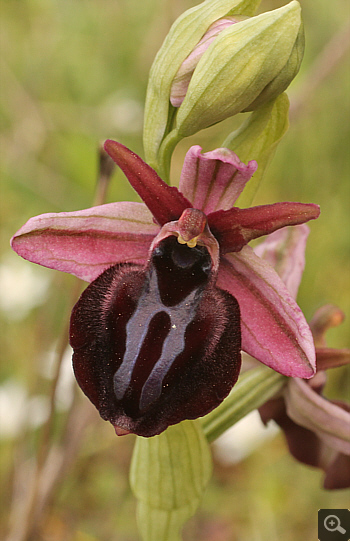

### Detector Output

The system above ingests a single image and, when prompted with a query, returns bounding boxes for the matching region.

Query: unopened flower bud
[170,16,248,108]
[143,0,261,170]
[244,20,304,112]
[175,1,304,138]
[309,305,345,347]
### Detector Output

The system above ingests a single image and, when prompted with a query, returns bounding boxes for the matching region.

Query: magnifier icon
[324,515,346,534]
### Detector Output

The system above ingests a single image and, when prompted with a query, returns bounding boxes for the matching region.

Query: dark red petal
[70,236,241,437]
[208,202,320,253]
[323,454,350,490]
[316,347,350,371]
[104,140,192,225]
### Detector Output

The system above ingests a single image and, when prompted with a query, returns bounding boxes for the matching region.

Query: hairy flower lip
[70,235,242,437]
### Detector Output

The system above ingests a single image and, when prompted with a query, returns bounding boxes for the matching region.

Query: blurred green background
[1,1,349,540]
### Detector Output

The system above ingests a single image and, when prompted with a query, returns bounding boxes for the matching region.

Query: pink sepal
[217,247,316,378]
[11,202,157,282]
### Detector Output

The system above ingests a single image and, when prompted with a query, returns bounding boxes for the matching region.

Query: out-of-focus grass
[1,1,349,540]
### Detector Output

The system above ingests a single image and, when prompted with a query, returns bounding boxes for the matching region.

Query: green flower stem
[155,128,182,181]
[202,366,286,442]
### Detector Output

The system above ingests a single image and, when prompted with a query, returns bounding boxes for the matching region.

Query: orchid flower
[256,226,350,489]
[11,141,320,437]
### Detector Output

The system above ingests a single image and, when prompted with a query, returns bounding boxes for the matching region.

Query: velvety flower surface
[11,141,319,436]
[256,227,350,489]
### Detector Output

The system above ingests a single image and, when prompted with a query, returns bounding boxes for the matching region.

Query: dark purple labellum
[70,235,241,437]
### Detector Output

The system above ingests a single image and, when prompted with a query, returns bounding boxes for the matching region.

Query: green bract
[143,0,262,173]
[223,92,290,207]
[130,420,212,541]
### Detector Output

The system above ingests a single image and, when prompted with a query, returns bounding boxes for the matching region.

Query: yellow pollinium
[177,234,198,248]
